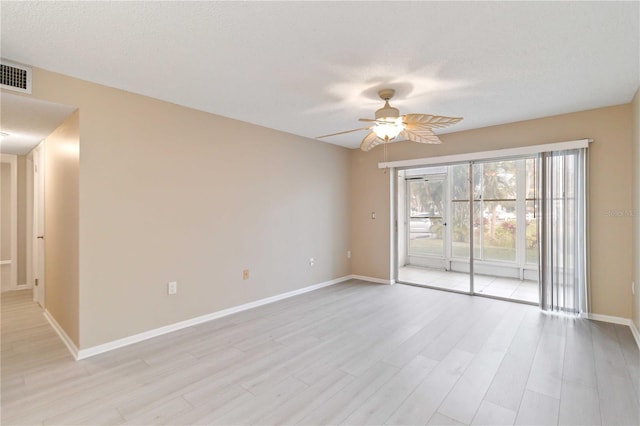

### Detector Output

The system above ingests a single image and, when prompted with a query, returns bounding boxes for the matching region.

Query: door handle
[37,236,44,239]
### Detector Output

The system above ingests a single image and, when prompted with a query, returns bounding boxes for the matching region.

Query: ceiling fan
[317,89,463,151]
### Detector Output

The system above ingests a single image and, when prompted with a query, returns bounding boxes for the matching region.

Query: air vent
[1,60,32,94]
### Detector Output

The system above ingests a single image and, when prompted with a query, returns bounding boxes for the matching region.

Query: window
[525,158,538,264]
[480,160,518,262]
[450,161,516,262]
[408,156,538,269]
[450,164,481,258]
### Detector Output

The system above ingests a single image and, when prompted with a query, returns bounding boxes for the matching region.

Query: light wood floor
[2,281,639,425]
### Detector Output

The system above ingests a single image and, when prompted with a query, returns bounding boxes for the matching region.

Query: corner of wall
[44,110,80,348]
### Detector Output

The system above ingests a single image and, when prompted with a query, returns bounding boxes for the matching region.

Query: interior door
[33,144,45,307]
[406,176,447,269]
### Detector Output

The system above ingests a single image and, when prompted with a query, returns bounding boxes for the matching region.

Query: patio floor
[398,266,539,304]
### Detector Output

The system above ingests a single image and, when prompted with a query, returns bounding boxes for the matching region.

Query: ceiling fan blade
[402,114,463,129]
[315,126,372,139]
[404,125,436,137]
[360,131,384,151]
[359,118,402,124]
[404,127,443,144]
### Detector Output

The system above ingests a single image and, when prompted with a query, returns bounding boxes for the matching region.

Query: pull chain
[383,135,389,174]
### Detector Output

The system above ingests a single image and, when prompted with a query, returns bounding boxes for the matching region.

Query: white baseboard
[43,310,79,360]
[350,274,394,285]
[76,275,352,360]
[630,320,640,350]
[586,314,640,349]
[587,313,640,350]
[586,313,632,326]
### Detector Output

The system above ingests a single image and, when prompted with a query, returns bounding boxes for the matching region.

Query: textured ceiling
[1,1,638,149]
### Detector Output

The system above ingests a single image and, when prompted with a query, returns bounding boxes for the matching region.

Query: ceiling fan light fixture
[373,117,404,140]
[315,87,462,152]
[374,101,400,120]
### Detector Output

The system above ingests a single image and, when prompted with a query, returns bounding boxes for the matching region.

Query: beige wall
[9,65,636,349]
[22,67,351,349]
[17,155,26,286]
[632,88,640,332]
[351,104,634,319]
[44,111,80,346]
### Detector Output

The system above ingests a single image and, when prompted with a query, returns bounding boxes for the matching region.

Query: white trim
[541,312,638,349]
[0,260,11,265]
[378,138,592,169]
[75,275,352,360]
[25,152,34,291]
[630,321,640,350]
[389,170,396,285]
[31,142,45,306]
[43,310,79,360]
[586,314,640,349]
[586,313,632,326]
[351,274,395,285]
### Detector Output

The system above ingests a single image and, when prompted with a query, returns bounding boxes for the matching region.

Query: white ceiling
[1,2,638,149]
[0,93,76,155]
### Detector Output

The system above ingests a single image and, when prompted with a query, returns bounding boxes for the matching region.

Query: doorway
[1,93,76,307]
[396,157,539,304]
[30,143,45,307]
[406,172,447,266]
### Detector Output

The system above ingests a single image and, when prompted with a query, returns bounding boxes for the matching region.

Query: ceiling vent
[1,60,32,94]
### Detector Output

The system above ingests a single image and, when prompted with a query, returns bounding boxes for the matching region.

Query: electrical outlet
[167,281,177,295]
[347,250,351,259]
[371,212,376,220]
[243,269,250,280]
[309,257,315,266]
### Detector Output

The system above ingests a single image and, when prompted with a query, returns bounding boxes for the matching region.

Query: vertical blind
[538,149,588,314]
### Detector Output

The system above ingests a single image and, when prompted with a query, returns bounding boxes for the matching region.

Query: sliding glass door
[394,143,589,314]
[469,158,539,303]
[396,156,540,304]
